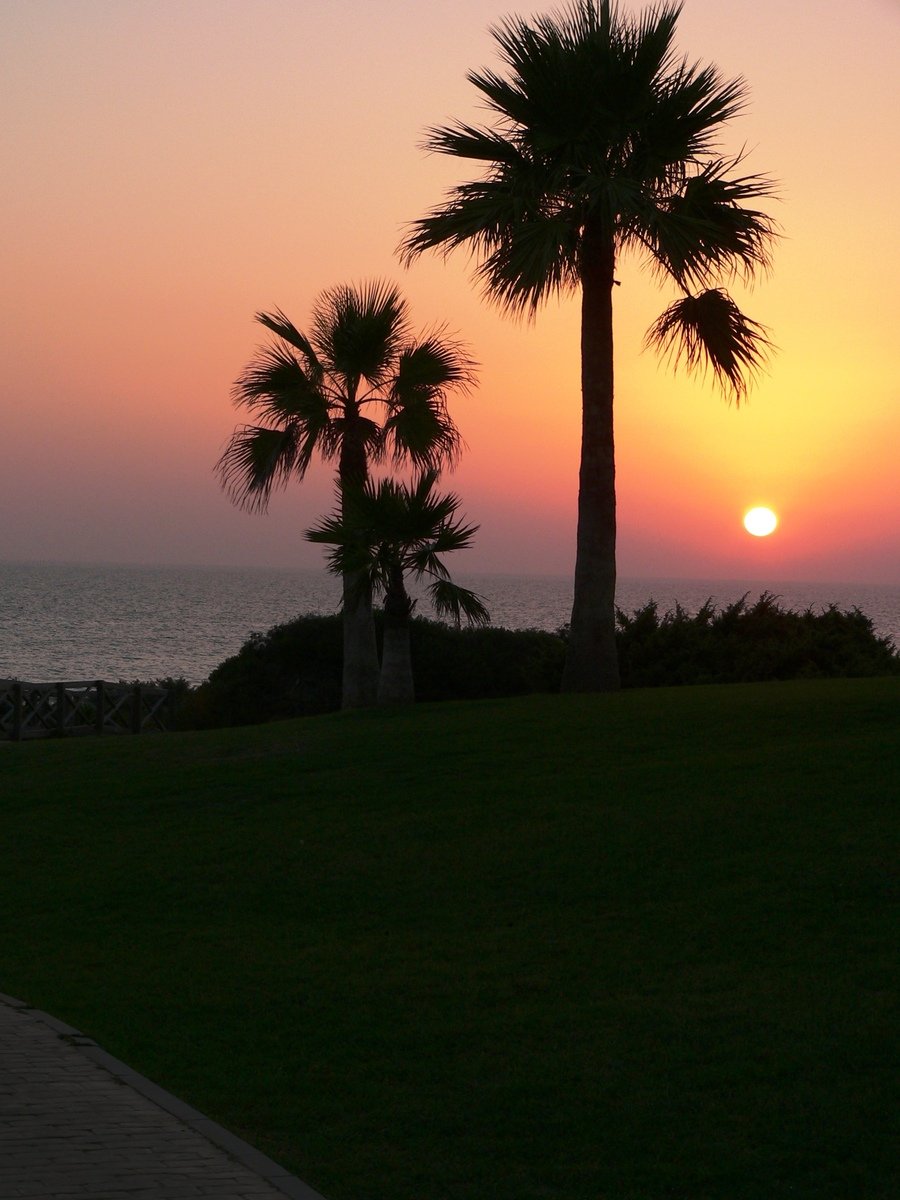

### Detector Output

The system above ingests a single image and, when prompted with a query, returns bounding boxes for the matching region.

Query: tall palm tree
[400,0,778,691]
[216,281,476,708]
[306,470,490,705]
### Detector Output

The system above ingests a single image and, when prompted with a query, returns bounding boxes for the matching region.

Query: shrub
[179,614,565,728]
[615,592,900,688]
[409,620,565,701]
[174,595,897,729]
[177,614,343,729]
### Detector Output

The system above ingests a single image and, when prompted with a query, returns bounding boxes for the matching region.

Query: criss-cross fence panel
[0,680,174,741]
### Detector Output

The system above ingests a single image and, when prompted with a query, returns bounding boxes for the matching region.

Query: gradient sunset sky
[3,0,898,583]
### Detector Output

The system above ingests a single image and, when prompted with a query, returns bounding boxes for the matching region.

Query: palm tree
[306,470,490,705]
[216,281,476,708]
[400,0,778,692]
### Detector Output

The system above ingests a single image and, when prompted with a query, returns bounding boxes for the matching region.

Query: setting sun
[744,507,779,537]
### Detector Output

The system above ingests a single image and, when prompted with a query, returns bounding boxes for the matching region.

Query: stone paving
[0,994,326,1200]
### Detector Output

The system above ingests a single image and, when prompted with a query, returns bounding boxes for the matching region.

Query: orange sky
[2,0,898,583]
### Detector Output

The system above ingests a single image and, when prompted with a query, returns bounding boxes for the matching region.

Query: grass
[1,678,897,1199]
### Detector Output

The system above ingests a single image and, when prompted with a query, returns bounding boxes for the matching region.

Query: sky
[2,0,898,584]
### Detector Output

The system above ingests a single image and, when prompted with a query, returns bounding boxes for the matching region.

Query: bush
[176,614,343,729]
[174,594,898,729]
[409,620,565,701]
[177,614,565,729]
[615,592,900,688]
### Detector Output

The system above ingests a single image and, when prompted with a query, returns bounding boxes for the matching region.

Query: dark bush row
[615,592,899,688]
[174,615,565,729]
[172,593,898,729]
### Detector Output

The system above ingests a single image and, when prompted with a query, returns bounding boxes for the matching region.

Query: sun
[743,506,778,537]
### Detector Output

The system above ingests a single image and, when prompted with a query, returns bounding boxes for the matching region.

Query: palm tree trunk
[339,412,380,709]
[377,563,415,706]
[341,575,380,708]
[561,226,621,692]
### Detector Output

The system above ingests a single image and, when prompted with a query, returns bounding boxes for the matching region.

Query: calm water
[1,560,897,685]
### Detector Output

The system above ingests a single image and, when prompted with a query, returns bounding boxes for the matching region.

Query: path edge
[0,992,327,1200]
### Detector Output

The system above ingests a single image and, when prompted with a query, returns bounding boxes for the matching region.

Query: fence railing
[0,680,175,741]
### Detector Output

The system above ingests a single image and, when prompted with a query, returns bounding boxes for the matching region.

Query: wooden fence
[0,680,175,741]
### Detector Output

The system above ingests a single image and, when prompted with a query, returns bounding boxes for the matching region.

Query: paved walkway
[0,993,326,1200]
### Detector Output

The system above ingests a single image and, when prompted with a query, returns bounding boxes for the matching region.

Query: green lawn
[2,678,897,1199]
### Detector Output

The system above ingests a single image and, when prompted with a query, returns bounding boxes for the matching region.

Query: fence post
[56,683,66,737]
[12,683,23,742]
[95,681,105,736]
[131,684,142,734]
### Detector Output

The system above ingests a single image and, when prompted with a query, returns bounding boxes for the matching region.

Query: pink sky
[2,0,898,583]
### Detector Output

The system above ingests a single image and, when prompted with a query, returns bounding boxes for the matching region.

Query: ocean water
[0,560,897,685]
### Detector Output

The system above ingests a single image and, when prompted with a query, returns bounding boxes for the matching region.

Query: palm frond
[645,287,773,401]
[254,309,322,378]
[231,344,327,421]
[401,170,582,314]
[405,468,457,516]
[424,121,526,167]
[303,511,350,579]
[406,516,480,568]
[305,488,383,584]
[479,212,583,313]
[428,579,491,628]
[624,1,683,84]
[311,281,411,387]
[652,61,749,158]
[304,511,346,548]
[636,156,778,289]
[406,546,452,582]
[384,333,475,455]
[382,393,462,471]
[374,472,465,546]
[402,159,558,255]
[393,332,478,395]
[215,424,302,513]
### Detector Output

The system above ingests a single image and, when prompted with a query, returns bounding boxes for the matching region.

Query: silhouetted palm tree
[217,282,475,707]
[306,470,489,705]
[401,0,777,691]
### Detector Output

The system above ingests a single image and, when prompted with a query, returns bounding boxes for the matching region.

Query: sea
[1,560,898,686]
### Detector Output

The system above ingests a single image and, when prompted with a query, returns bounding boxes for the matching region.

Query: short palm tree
[216,281,476,708]
[400,0,778,691]
[306,470,490,705]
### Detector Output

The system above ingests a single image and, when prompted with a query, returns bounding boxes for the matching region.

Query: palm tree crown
[400,0,777,690]
[216,281,475,511]
[307,471,489,705]
[401,0,776,388]
[306,471,490,630]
